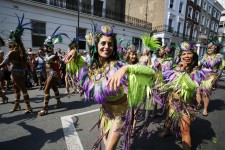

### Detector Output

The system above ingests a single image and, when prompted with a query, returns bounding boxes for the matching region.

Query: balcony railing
[151,25,184,38]
[29,0,152,29]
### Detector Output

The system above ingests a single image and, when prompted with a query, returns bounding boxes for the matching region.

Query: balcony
[28,0,152,30]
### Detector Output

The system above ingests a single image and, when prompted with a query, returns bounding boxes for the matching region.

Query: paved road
[0,78,225,150]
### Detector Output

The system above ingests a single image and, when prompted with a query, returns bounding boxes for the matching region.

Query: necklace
[88,61,116,83]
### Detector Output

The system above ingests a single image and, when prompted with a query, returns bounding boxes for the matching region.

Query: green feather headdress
[141,33,161,51]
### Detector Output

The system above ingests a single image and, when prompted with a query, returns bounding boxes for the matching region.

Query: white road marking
[61,109,99,150]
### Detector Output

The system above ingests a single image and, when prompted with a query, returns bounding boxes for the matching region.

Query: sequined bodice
[200,53,223,72]
[78,61,127,104]
[154,58,173,72]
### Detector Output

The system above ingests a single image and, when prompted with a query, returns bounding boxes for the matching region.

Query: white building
[0,0,152,53]
[217,0,225,52]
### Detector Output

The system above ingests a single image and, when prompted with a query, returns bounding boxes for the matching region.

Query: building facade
[126,0,187,45]
[0,0,152,52]
[217,0,225,52]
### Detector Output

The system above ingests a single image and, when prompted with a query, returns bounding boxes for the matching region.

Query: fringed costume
[159,42,203,150]
[74,25,156,150]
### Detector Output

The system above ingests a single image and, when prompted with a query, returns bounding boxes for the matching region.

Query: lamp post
[77,0,80,52]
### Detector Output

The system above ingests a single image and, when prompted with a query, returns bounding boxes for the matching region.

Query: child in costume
[0,14,32,113]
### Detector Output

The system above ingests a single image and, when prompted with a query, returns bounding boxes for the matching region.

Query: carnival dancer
[63,37,83,94]
[139,34,161,129]
[0,37,9,104]
[197,38,224,116]
[0,14,32,113]
[151,44,175,116]
[124,44,139,137]
[70,24,156,150]
[159,42,203,150]
[38,26,68,116]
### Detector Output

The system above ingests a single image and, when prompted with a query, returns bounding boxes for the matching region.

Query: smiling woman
[68,24,156,150]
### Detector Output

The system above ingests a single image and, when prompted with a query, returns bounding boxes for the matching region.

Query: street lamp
[77,0,80,52]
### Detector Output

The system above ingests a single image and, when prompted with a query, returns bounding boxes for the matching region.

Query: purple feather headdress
[99,25,113,36]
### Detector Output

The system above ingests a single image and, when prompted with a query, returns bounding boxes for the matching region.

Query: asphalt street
[0,78,225,150]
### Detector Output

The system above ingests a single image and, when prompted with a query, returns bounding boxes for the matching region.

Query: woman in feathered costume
[0,14,32,113]
[38,26,68,116]
[159,42,203,150]
[197,37,224,116]
[70,24,156,150]
[63,37,85,94]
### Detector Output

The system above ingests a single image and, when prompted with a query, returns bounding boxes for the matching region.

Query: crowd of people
[0,14,225,150]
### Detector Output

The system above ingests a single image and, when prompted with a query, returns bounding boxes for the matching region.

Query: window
[132,37,142,51]
[169,0,174,9]
[219,21,224,27]
[208,4,212,14]
[195,11,200,22]
[213,10,217,18]
[193,29,198,39]
[215,24,218,32]
[168,18,173,32]
[76,28,86,50]
[201,15,205,25]
[186,23,191,37]
[211,21,215,30]
[205,18,210,28]
[31,20,46,47]
[177,22,181,34]
[197,0,201,6]
[188,6,193,19]
[66,0,78,11]
[94,0,103,17]
[179,2,183,13]
[203,1,207,10]
[217,12,221,20]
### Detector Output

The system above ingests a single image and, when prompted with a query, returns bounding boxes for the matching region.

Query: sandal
[202,110,208,116]
[38,108,48,116]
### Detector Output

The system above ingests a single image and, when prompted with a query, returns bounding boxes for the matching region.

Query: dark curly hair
[90,33,119,66]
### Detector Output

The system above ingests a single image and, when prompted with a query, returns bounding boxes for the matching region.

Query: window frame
[187,6,193,19]
[195,11,200,22]
[201,15,205,25]
[179,2,183,13]
[169,0,174,9]
[31,20,46,47]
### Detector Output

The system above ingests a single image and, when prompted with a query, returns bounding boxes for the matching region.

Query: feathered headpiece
[85,21,117,65]
[8,14,32,44]
[44,26,69,48]
[141,33,161,51]
[68,36,83,50]
[207,37,221,52]
[180,41,197,52]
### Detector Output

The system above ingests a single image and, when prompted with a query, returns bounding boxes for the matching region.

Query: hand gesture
[106,66,127,91]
